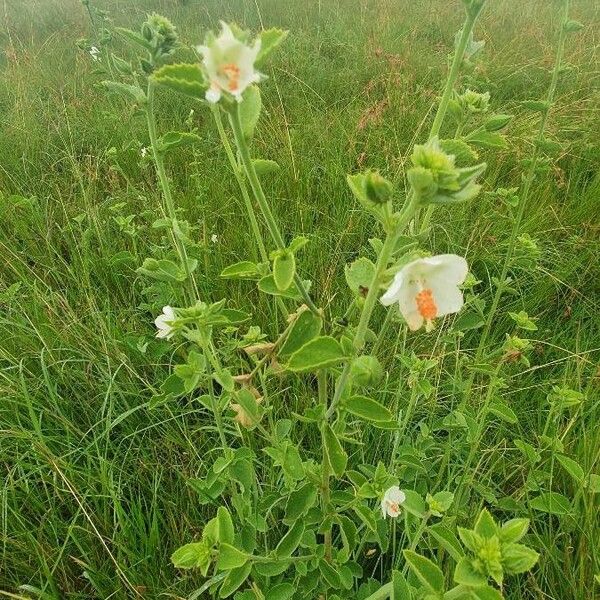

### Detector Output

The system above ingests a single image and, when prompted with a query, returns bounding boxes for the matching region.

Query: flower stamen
[220,63,241,91]
[416,288,437,320]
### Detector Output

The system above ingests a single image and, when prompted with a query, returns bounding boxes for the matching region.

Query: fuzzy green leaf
[323,423,347,477]
[286,336,347,372]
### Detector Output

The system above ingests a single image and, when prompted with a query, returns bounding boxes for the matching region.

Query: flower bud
[407,166,437,198]
[350,355,384,387]
[363,171,393,204]
[144,14,178,59]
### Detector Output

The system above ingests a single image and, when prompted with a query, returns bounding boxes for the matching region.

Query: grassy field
[1,0,599,598]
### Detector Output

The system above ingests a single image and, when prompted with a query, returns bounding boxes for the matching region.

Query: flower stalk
[228,104,320,316]
[460,0,571,408]
[146,81,199,304]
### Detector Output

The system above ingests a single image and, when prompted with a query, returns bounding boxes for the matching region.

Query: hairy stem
[418,1,487,233]
[146,81,198,304]
[228,104,320,316]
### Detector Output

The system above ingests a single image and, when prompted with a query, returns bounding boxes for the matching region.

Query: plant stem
[212,104,289,319]
[419,1,487,234]
[318,369,332,562]
[210,104,269,263]
[327,197,419,419]
[200,334,229,450]
[228,104,320,316]
[146,81,199,304]
[460,0,570,407]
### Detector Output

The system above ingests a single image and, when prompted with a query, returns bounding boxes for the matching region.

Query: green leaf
[252,159,280,176]
[453,311,485,331]
[286,336,347,372]
[171,541,210,570]
[137,257,197,282]
[484,114,513,132]
[488,400,518,424]
[467,585,504,600]
[257,28,288,63]
[346,173,386,221]
[151,63,206,99]
[318,559,341,588]
[440,138,479,164]
[158,131,201,153]
[353,503,377,534]
[345,257,376,296]
[219,563,252,598]
[499,518,529,544]
[502,543,539,574]
[115,26,153,51]
[221,308,251,325]
[466,130,507,149]
[403,550,444,593]
[214,369,235,393]
[217,543,248,571]
[258,274,310,300]
[453,557,487,587]
[275,520,304,558]
[265,583,295,600]
[344,395,393,424]
[284,483,318,523]
[556,454,584,483]
[220,261,261,280]
[564,19,584,33]
[428,523,463,562]
[216,507,235,545]
[323,423,347,478]
[233,388,264,429]
[239,85,261,140]
[101,81,146,104]
[391,570,412,599]
[529,492,572,515]
[586,473,600,493]
[474,509,497,537]
[273,251,296,291]
[278,310,323,358]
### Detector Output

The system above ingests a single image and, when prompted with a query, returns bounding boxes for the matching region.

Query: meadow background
[1,0,599,598]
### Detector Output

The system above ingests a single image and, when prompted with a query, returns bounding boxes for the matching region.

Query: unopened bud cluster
[408,138,485,205]
[142,13,179,67]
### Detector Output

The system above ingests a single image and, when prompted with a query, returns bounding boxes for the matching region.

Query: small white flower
[380,254,468,331]
[197,22,262,104]
[381,486,406,519]
[141,147,148,158]
[154,306,177,339]
[211,233,218,243]
[89,46,100,61]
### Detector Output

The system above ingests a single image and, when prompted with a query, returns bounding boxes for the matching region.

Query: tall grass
[1,0,598,598]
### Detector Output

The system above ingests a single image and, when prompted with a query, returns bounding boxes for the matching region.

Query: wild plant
[96,0,585,598]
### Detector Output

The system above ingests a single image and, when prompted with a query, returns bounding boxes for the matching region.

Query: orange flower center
[220,63,241,91]
[415,288,437,320]
[388,502,399,513]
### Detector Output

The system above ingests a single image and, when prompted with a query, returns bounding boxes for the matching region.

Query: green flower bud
[364,171,393,204]
[350,355,384,388]
[407,166,436,199]
[143,14,178,59]
[141,22,153,42]
[460,88,490,113]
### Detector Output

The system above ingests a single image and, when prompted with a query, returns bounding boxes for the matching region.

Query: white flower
[197,22,262,103]
[141,147,148,158]
[211,233,218,243]
[381,486,406,518]
[154,306,177,339]
[380,254,468,331]
[89,46,100,61]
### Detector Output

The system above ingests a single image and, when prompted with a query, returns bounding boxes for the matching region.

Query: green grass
[1,0,599,598]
